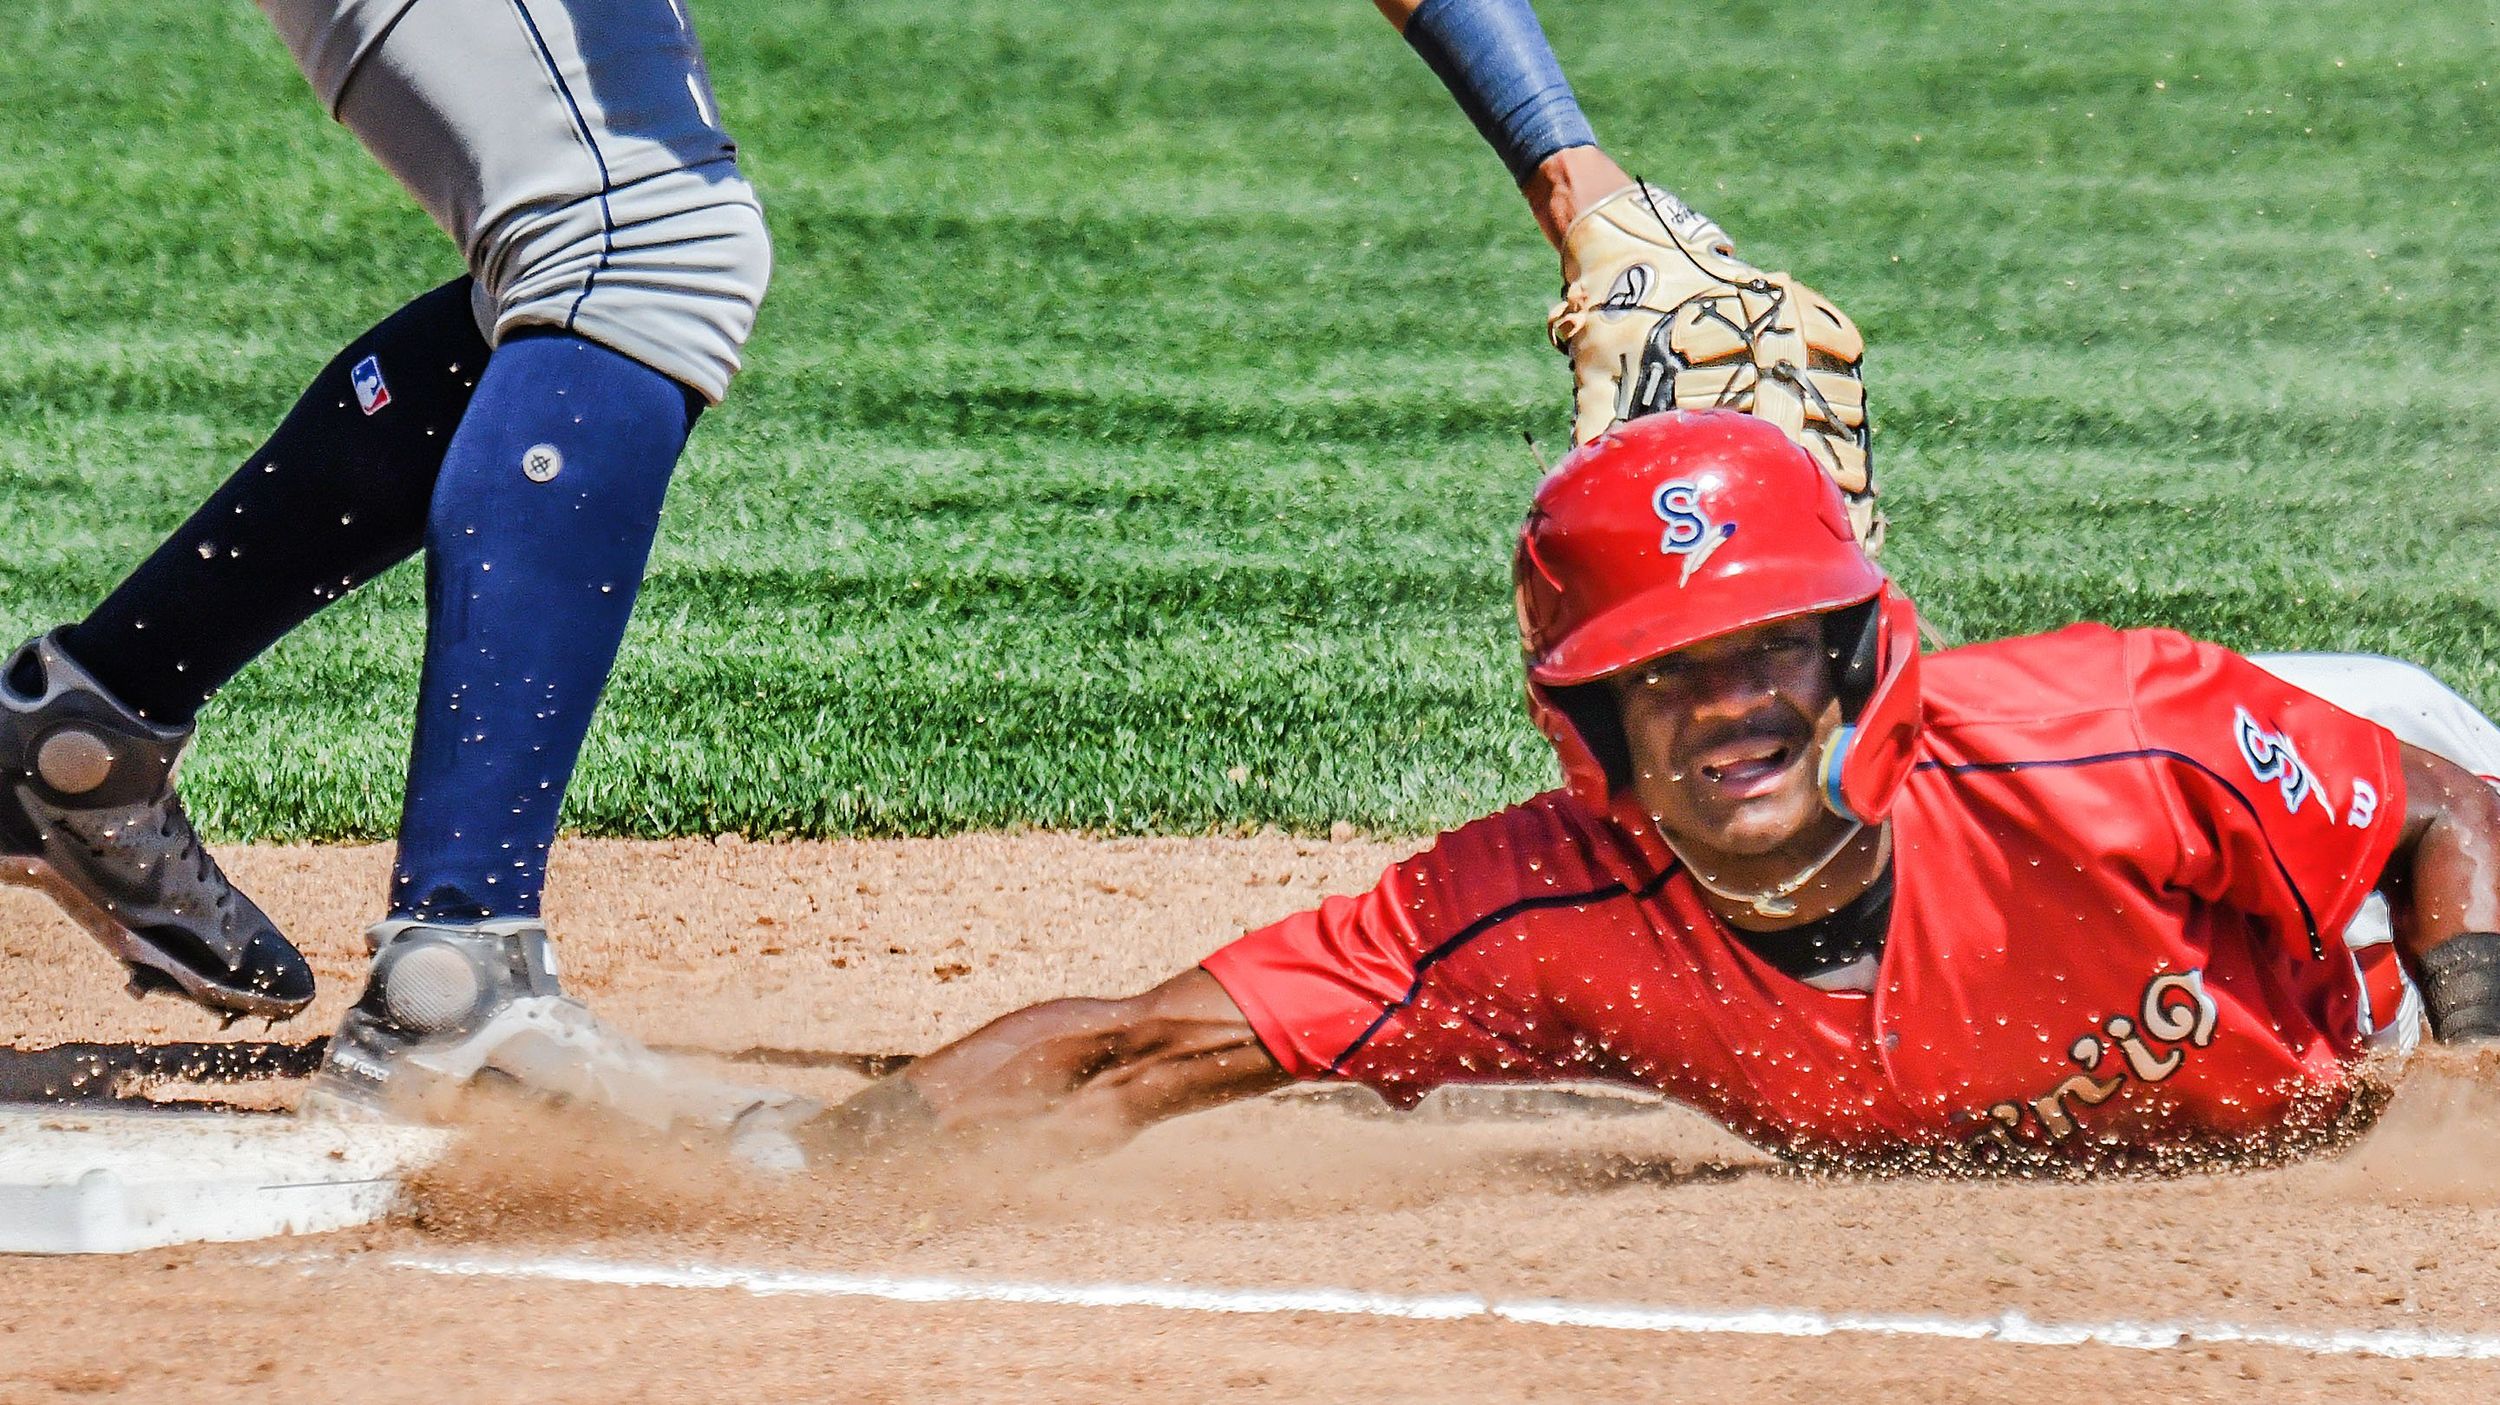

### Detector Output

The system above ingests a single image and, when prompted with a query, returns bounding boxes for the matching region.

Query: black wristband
[2416,932,2500,1042]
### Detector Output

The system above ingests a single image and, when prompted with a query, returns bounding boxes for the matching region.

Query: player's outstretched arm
[790,968,1291,1167]
[2384,742,2500,1042]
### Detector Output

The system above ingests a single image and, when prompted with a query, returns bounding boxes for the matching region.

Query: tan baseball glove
[1547,182,1880,549]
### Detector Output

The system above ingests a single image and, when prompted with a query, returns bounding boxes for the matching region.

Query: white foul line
[367,1251,2500,1363]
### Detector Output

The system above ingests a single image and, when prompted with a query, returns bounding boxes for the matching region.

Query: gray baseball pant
[259,0,770,400]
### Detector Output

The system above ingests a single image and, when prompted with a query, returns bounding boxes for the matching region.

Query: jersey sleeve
[2128,629,2407,955]
[1201,799,1602,1108]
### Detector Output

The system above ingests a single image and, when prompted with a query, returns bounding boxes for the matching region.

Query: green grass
[4,0,2497,840]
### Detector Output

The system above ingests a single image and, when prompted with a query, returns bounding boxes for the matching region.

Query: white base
[0,1107,450,1254]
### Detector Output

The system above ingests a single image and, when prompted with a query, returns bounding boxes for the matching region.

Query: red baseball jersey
[1203,625,2410,1165]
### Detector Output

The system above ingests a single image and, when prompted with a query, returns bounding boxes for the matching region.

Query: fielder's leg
[272,0,785,1134]
[1,281,491,1018]
[311,336,787,1129]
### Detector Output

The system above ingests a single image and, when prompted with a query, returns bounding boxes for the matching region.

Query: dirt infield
[6,836,2500,1403]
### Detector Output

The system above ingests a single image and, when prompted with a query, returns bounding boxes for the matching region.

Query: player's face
[1608,616,1847,860]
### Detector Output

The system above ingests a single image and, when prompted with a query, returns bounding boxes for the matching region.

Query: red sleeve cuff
[1201,925,1373,1083]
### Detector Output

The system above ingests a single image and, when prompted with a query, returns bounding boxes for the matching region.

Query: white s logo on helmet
[1652,480,1737,585]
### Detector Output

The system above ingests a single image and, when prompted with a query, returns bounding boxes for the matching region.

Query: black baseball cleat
[0,630,314,1020]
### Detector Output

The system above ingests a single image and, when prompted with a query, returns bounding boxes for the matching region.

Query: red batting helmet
[1514,410,1923,826]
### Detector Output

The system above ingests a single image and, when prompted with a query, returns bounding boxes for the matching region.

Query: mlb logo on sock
[351,356,392,415]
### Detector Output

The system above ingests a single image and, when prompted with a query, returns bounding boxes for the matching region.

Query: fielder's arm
[2381,741,2500,1041]
[794,968,1290,1166]
[1369,0,1631,249]
[1367,0,1876,490]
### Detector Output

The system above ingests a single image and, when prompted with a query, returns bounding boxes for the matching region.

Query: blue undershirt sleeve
[1401,0,1600,185]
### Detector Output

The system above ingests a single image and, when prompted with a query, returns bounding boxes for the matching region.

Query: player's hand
[1547,182,1880,549]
